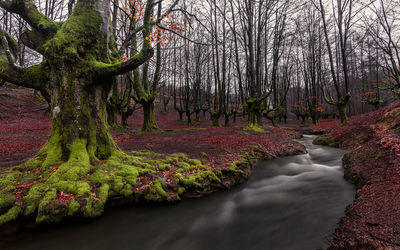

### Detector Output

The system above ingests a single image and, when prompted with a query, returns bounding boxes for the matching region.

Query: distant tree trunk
[121,105,134,127]
[141,99,158,132]
[210,111,221,127]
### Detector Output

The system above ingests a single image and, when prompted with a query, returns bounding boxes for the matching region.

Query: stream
[0,135,355,250]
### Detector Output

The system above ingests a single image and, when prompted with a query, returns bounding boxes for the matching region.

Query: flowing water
[0,135,355,250]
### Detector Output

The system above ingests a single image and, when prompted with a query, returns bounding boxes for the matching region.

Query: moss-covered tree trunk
[324,93,351,125]
[106,80,120,127]
[45,73,115,164]
[185,109,192,125]
[121,104,134,126]
[0,0,186,227]
[0,0,154,166]
[141,100,159,132]
[310,112,320,125]
[256,112,263,127]
[131,2,162,133]
[338,104,348,124]
[210,111,221,127]
[245,99,258,127]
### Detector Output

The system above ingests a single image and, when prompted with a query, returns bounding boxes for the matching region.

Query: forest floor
[2,85,399,249]
[0,85,305,170]
[0,85,305,229]
[314,102,400,249]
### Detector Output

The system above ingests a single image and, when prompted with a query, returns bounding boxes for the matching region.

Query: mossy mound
[0,149,250,227]
[244,125,265,133]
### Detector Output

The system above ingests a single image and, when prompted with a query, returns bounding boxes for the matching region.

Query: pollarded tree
[0,0,155,164]
[0,0,158,224]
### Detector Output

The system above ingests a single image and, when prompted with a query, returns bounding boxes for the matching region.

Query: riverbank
[314,102,400,249]
[1,135,354,250]
[0,85,306,230]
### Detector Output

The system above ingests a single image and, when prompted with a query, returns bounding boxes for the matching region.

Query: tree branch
[0,61,50,90]
[0,0,59,53]
[94,47,154,79]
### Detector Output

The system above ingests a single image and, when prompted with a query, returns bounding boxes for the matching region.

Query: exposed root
[0,148,251,227]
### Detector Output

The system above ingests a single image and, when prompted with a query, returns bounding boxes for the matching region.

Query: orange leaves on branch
[121,56,131,62]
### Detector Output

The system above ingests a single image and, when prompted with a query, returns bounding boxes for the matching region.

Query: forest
[0,0,399,249]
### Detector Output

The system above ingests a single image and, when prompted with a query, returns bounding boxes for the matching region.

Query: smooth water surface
[0,135,355,250]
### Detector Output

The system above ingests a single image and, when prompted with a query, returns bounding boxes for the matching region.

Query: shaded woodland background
[1,0,399,128]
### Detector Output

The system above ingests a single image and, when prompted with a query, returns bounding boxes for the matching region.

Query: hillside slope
[315,102,400,249]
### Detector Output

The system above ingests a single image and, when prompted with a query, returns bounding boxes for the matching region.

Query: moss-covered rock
[313,136,340,147]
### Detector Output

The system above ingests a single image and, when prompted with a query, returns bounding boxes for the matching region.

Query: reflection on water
[0,135,355,250]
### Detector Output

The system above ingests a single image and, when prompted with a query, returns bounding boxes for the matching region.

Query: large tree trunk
[0,0,164,227]
[45,71,116,165]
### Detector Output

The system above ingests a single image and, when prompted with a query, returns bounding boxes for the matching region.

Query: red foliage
[56,191,74,204]
[13,180,38,200]
[321,102,400,249]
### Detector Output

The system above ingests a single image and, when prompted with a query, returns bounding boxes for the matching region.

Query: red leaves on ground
[48,163,62,176]
[27,166,40,174]
[136,176,154,193]
[13,180,38,200]
[380,136,400,157]
[56,191,74,204]
[322,102,400,249]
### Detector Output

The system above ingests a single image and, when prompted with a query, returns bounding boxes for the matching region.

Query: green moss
[313,136,340,147]
[44,4,103,61]
[0,192,15,210]
[96,184,109,206]
[36,131,63,168]
[36,188,58,223]
[175,173,201,188]
[227,161,247,176]
[0,142,255,227]
[68,199,80,216]
[158,164,171,171]
[245,144,264,151]
[178,186,185,195]
[244,125,265,133]
[0,57,10,74]
[0,206,21,225]
[236,130,250,135]
[0,113,3,119]
[200,152,208,158]
[144,180,168,202]
[23,183,45,216]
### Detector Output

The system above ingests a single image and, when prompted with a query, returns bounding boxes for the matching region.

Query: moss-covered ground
[0,85,306,229]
